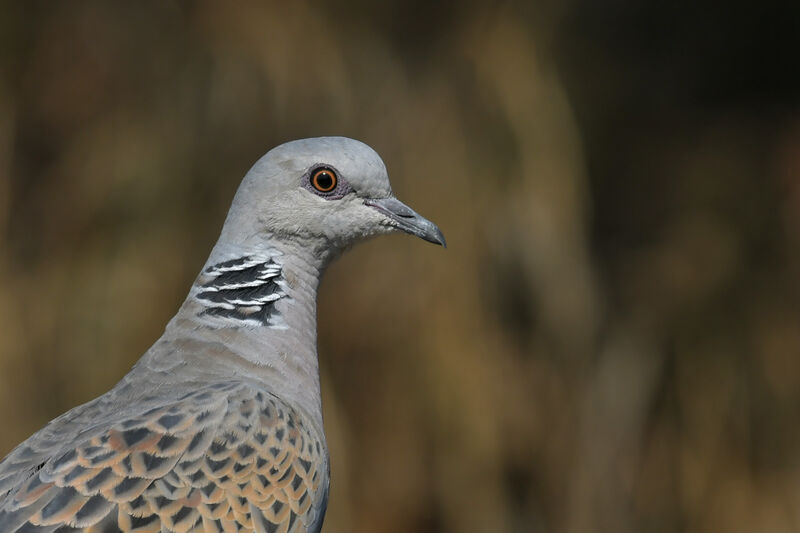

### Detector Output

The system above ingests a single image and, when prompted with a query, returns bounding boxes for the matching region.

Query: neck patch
[195,255,286,326]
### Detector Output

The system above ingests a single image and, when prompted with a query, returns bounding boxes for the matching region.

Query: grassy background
[1,1,799,532]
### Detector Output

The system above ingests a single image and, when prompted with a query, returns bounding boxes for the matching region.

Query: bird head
[222,136,446,252]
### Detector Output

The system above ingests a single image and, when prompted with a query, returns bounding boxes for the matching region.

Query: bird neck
[156,237,334,427]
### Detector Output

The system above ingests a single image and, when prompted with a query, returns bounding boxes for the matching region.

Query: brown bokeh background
[1,1,799,532]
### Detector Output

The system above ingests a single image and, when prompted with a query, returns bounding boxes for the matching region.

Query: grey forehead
[266,136,391,197]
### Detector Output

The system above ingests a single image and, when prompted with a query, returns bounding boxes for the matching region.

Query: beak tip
[418,222,446,248]
[433,230,447,248]
[413,226,446,248]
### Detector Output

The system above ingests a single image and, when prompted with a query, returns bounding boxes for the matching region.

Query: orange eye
[311,168,337,193]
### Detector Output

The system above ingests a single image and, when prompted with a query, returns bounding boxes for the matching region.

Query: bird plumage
[0,137,444,532]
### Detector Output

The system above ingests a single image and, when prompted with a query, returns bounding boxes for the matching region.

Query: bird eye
[311,168,337,193]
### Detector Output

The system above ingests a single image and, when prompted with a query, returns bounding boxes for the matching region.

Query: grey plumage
[0,137,444,532]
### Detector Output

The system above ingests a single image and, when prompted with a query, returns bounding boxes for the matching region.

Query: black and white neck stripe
[195,255,287,327]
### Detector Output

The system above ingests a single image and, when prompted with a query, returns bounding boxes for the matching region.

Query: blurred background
[1,1,799,532]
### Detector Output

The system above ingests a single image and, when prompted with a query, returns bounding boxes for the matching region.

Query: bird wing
[0,381,328,533]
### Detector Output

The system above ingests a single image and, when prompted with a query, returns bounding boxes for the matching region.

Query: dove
[0,136,445,533]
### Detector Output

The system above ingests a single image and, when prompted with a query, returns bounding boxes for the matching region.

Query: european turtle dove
[0,137,445,533]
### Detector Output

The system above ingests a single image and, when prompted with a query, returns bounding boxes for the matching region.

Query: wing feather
[0,383,328,532]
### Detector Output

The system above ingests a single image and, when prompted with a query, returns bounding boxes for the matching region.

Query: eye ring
[311,167,338,193]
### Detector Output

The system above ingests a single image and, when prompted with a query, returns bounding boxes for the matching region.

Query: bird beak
[365,197,447,247]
